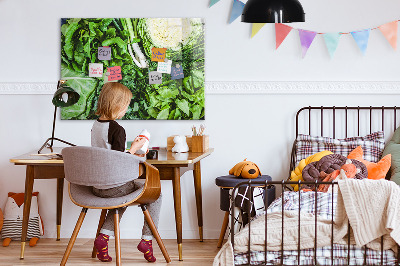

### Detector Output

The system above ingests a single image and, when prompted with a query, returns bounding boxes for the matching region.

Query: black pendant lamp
[241,0,305,23]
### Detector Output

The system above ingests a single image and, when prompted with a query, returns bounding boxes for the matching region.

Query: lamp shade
[241,0,305,23]
[52,84,80,107]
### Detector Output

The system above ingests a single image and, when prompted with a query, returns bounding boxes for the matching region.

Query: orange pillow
[347,146,391,180]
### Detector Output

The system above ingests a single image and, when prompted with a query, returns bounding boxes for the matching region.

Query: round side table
[215,175,275,248]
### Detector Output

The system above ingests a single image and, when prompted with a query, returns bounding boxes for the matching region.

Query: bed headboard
[290,106,400,179]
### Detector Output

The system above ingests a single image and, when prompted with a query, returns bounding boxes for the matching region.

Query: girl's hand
[129,137,147,155]
[134,148,149,157]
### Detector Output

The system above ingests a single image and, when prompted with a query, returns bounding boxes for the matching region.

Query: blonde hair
[96,82,132,120]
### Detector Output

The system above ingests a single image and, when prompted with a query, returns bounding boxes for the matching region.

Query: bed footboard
[230,180,400,266]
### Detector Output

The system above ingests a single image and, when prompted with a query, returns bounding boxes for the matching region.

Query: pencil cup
[191,135,209,153]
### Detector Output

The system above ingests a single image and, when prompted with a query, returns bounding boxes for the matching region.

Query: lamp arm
[50,105,57,148]
[37,104,75,154]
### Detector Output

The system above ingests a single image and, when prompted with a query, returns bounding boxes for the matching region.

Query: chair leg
[60,208,88,266]
[217,211,230,248]
[141,205,171,263]
[114,209,121,266]
[92,209,108,258]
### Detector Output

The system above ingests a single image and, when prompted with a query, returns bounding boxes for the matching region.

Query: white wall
[1,0,400,240]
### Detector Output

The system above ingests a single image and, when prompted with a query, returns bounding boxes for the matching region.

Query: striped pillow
[294,131,385,167]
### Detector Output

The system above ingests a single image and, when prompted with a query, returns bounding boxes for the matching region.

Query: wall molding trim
[1,81,400,95]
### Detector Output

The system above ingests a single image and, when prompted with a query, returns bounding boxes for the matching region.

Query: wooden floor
[0,239,221,265]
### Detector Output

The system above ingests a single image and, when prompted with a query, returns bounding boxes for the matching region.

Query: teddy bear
[172,135,189,153]
[229,159,261,179]
[1,192,43,247]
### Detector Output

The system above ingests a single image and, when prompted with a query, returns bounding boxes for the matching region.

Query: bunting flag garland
[251,23,266,38]
[351,29,370,55]
[209,0,220,7]
[275,23,293,49]
[229,0,245,24]
[378,21,398,50]
[298,29,317,58]
[323,33,341,58]
[207,3,400,57]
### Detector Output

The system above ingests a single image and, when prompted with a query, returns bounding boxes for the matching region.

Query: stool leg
[217,211,230,248]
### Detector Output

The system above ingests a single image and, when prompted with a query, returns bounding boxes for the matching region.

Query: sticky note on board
[157,60,172,74]
[171,64,184,80]
[107,66,122,81]
[151,48,167,62]
[89,63,103,77]
[98,46,111,60]
[149,71,162,84]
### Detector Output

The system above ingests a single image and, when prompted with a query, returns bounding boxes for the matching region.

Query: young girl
[91,82,162,263]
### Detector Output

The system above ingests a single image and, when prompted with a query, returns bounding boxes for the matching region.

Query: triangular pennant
[378,21,398,50]
[229,0,245,24]
[209,0,220,7]
[251,23,266,38]
[298,29,317,58]
[323,33,341,58]
[351,29,370,55]
[275,23,293,49]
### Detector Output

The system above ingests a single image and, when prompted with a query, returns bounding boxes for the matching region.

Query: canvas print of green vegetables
[60,18,205,120]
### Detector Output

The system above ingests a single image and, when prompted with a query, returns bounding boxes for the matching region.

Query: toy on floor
[229,159,261,179]
[1,192,44,247]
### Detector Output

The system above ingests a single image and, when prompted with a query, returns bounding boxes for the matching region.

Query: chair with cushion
[60,146,171,266]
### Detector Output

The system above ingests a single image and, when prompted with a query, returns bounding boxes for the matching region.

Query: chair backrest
[62,146,145,188]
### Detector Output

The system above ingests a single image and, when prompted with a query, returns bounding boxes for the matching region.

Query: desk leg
[56,178,64,241]
[20,165,34,259]
[172,167,183,261]
[193,161,203,242]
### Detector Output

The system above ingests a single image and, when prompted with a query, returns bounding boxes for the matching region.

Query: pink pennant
[298,29,317,58]
[378,21,398,50]
[275,24,293,49]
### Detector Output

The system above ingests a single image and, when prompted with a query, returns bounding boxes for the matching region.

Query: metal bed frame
[230,106,400,266]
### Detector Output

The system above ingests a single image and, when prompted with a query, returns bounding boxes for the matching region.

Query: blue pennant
[351,29,371,55]
[229,0,245,23]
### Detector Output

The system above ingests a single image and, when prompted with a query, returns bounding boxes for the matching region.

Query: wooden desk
[147,148,213,260]
[9,148,64,259]
[10,147,213,261]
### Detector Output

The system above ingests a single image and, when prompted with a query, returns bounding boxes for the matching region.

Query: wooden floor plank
[0,239,222,265]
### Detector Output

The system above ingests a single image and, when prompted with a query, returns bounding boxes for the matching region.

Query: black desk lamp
[38,80,80,154]
[241,0,305,23]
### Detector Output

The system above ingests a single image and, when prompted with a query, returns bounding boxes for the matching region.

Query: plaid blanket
[234,244,397,265]
[234,191,397,265]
